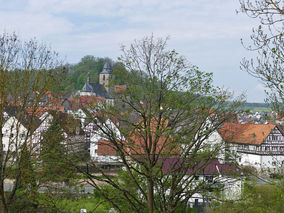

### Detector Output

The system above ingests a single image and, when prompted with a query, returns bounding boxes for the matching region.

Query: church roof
[81,73,110,98]
[82,82,94,92]
[93,84,109,98]
[101,62,112,74]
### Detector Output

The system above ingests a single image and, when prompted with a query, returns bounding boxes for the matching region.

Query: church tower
[99,62,112,93]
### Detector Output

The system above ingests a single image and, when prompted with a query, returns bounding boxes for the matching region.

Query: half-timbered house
[220,122,284,169]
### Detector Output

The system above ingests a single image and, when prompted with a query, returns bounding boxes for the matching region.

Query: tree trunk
[3,204,9,213]
[147,178,154,213]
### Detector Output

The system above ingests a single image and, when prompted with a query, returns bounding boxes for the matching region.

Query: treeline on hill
[54,55,128,94]
[244,102,270,108]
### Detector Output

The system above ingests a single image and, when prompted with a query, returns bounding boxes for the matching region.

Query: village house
[161,158,243,208]
[219,122,284,170]
[2,107,41,156]
[89,118,123,162]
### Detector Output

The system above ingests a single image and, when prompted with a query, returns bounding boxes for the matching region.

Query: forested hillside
[57,55,127,93]
[57,55,269,111]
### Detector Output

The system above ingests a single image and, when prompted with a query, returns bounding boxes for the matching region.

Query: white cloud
[0,11,73,39]
[0,0,265,101]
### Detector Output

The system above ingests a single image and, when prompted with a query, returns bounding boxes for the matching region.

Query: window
[194,199,199,207]
[205,176,213,183]
[93,126,98,131]
[103,75,105,80]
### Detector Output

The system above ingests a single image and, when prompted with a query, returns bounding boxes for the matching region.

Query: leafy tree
[79,35,243,213]
[60,56,113,93]
[239,0,284,111]
[40,116,73,183]
[210,180,284,213]
[0,33,64,213]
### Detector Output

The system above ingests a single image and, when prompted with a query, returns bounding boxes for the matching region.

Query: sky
[0,0,267,102]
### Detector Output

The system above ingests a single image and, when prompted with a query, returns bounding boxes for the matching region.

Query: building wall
[2,117,28,152]
[233,126,284,169]
[188,176,242,207]
[79,91,96,97]
[239,153,262,167]
[99,74,111,92]
[31,114,53,152]
[89,119,122,161]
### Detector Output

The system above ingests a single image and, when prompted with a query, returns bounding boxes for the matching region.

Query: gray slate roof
[101,62,112,74]
[81,72,110,98]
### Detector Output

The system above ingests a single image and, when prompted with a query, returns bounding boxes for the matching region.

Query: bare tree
[0,33,64,213]
[239,0,284,110]
[78,35,243,213]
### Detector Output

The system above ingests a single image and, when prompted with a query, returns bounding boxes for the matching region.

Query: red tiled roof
[219,122,276,145]
[68,96,104,110]
[126,118,179,156]
[114,85,127,93]
[25,106,65,116]
[97,139,117,156]
[162,158,241,176]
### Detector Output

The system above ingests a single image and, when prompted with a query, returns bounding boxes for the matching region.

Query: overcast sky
[0,0,267,102]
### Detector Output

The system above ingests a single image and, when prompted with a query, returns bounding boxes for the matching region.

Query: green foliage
[40,116,77,182]
[54,196,110,213]
[59,56,112,93]
[99,170,147,213]
[8,147,40,212]
[210,181,284,213]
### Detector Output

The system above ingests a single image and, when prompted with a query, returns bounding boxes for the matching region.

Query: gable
[263,126,284,144]
[219,123,275,145]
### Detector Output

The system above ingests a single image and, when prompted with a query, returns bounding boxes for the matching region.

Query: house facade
[2,116,28,153]
[89,118,123,162]
[220,122,284,169]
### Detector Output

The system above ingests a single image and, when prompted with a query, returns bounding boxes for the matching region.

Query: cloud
[24,0,256,40]
[0,11,73,39]
[0,0,265,101]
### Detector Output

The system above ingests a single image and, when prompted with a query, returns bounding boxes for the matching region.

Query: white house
[2,116,28,153]
[89,118,123,162]
[162,158,243,208]
[220,122,284,171]
[31,112,54,151]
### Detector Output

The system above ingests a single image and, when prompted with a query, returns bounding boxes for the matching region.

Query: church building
[78,62,113,99]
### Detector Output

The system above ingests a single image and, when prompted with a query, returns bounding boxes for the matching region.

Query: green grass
[243,106,272,112]
[55,197,110,213]
[252,107,272,112]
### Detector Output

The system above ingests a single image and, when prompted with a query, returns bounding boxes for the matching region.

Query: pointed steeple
[81,72,94,92]
[101,62,112,74]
